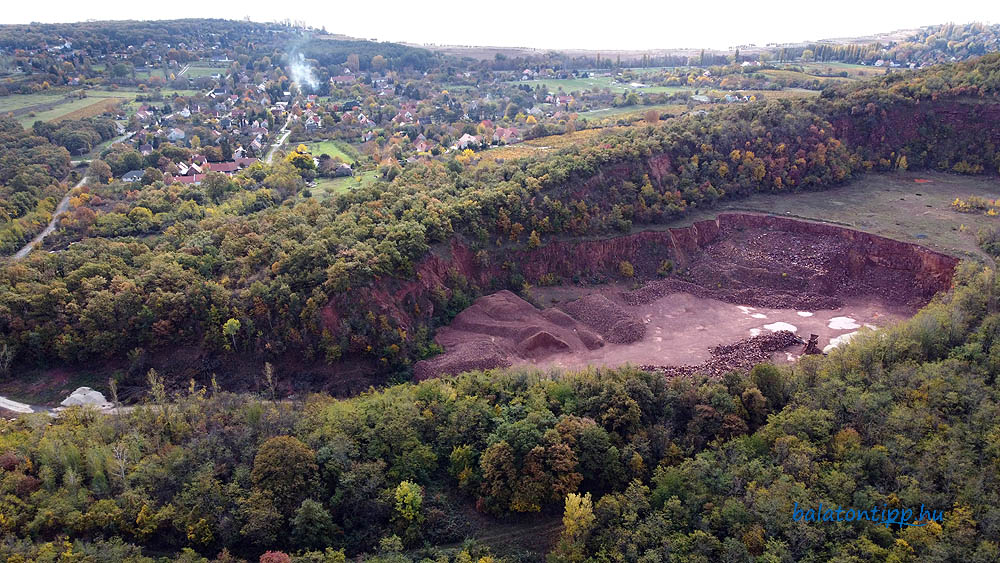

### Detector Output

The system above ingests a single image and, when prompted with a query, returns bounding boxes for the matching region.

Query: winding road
[11,173,86,261]
[11,130,135,262]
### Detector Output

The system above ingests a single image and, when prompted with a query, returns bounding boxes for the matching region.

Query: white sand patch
[797,311,814,317]
[764,322,798,333]
[864,323,877,330]
[786,352,797,362]
[751,313,767,319]
[737,306,755,315]
[823,331,858,353]
[749,328,762,337]
[654,336,663,342]
[0,396,33,414]
[828,316,861,330]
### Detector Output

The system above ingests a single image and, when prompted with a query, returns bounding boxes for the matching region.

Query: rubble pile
[643,330,803,378]
[560,294,645,344]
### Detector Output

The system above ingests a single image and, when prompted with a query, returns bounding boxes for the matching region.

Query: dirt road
[265,116,292,164]
[11,173,85,260]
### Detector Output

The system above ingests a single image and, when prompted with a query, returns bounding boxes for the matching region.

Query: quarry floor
[527,286,912,370]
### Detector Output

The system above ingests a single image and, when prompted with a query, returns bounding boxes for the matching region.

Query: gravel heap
[642,330,802,378]
[560,294,646,344]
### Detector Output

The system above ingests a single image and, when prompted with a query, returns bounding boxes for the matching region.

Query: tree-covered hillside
[2,262,999,561]
[3,54,1000,384]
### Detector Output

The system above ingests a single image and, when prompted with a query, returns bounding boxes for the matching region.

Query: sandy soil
[521,289,911,371]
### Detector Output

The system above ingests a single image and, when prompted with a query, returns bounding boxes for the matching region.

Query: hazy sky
[4,1,999,50]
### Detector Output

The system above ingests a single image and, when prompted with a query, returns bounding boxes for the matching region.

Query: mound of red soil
[643,330,803,378]
[560,294,646,344]
[413,340,512,381]
[413,290,604,380]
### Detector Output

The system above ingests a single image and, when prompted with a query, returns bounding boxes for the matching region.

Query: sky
[4,0,999,51]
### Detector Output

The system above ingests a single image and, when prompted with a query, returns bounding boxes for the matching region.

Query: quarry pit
[412,213,959,380]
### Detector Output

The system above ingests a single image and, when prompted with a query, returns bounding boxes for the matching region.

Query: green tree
[222,318,241,350]
[292,499,337,551]
[251,435,319,518]
[550,492,595,562]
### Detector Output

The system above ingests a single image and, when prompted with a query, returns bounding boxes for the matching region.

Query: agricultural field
[0,92,67,113]
[577,102,693,121]
[479,126,627,161]
[759,68,854,84]
[798,61,887,78]
[16,95,120,125]
[510,75,629,93]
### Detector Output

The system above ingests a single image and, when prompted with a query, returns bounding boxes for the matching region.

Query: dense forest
[0,118,73,254]
[3,54,1000,384]
[2,260,999,561]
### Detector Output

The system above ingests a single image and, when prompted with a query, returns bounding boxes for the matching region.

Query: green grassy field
[307,140,359,162]
[759,69,853,84]
[183,64,226,78]
[312,170,379,199]
[511,76,629,93]
[578,102,691,121]
[677,171,1000,260]
[0,93,68,113]
[133,68,167,80]
[797,61,885,78]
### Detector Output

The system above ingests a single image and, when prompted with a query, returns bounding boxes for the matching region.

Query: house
[454,133,480,150]
[493,127,520,144]
[413,134,433,152]
[207,161,240,174]
[139,144,154,156]
[121,170,144,183]
[167,128,185,142]
[304,115,322,131]
[174,174,206,185]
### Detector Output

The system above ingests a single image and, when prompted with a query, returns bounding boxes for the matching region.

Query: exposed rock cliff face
[319,213,958,354]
